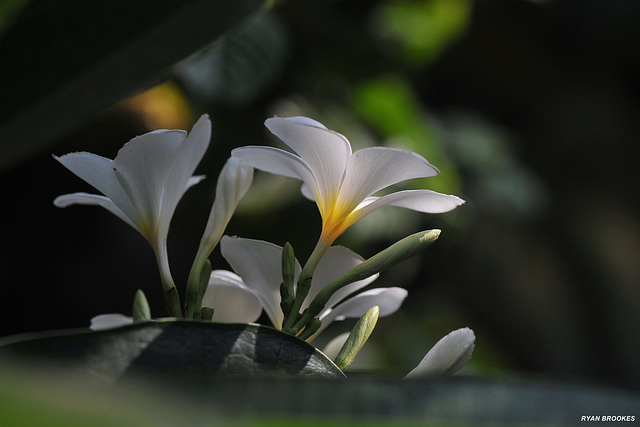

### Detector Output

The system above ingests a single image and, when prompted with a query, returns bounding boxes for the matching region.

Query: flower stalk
[291,229,440,334]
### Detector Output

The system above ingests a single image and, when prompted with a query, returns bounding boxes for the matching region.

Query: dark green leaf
[0,0,264,170]
[0,320,345,380]
[174,9,288,107]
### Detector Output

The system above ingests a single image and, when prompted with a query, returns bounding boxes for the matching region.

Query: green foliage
[0,0,265,170]
[374,0,472,65]
[0,320,344,380]
[175,10,288,107]
[353,76,460,194]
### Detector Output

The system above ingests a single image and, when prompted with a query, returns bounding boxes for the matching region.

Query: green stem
[297,318,321,341]
[184,254,207,319]
[200,307,214,321]
[154,242,182,318]
[294,230,441,332]
[282,238,330,333]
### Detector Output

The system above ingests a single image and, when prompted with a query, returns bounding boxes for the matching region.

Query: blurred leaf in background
[175,10,288,108]
[0,0,264,171]
[372,0,471,66]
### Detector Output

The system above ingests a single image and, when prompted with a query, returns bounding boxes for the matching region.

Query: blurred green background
[1,0,639,387]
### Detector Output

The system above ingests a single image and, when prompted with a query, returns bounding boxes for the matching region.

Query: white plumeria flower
[405,327,475,378]
[232,116,465,268]
[203,235,408,338]
[54,115,211,316]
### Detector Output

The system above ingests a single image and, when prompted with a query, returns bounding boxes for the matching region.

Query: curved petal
[203,270,262,323]
[198,158,254,256]
[302,246,379,311]
[54,192,138,231]
[89,313,133,331]
[337,147,440,212]
[160,115,211,230]
[315,287,408,337]
[283,116,329,130]
[220,236,301,328]
[348,189,465,226]
[54,152,138,222]
[405,328,475,378]
[112,129,187,233]
[232,146,319,198]
[300,183,315,201]
[265,117,352,213]
[186,175,206,189]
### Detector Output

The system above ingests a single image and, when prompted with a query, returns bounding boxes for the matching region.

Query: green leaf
[0,320,345,380]
[0,0,264,171]
[374,0,471,66]
[175,10,288,107]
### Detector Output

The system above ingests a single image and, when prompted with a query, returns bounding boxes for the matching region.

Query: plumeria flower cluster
[55,114,473,375]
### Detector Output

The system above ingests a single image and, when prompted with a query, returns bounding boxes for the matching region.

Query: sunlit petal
[303,246,379,311]
[220,236,301,328]
[186,175,206,189]
[89,313,132,331]
[54,192,137,230]
[160,115,211,228]
[203,270,262,323]
[315,287,407,336]
[405,327,476,378]
[265,117,351,213]
[300,183,315,201]
[282,116,329,130]
[54,152,138,222]
[198,158,254,255]
[337,147,440,212]
[350,189,465,226]
[232,146,319,197]
[112,129,186,232]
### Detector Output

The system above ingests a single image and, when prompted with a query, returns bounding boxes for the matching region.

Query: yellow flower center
[319,200,356,245]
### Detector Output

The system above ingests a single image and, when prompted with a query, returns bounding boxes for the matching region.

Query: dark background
[1,0,639,386]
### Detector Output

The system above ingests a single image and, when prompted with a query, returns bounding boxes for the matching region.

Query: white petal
[203,270,262,323]
[220,236,301,328]
[54,192,138,231]
[89,313,133,331]
[315,287,407,336]
[350,189,465,225]
[160,115,211,230]
[265,117,352,213]
[337,147,440,212]
[54,152,138,223]
[186,175,206,189]
[405,327,476,378]
[232,146,319,197]
[198,158,254,254]
[303,246,379,311]
[283,116,329,130]
[112,129,187,234]
[300,183,315,201]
